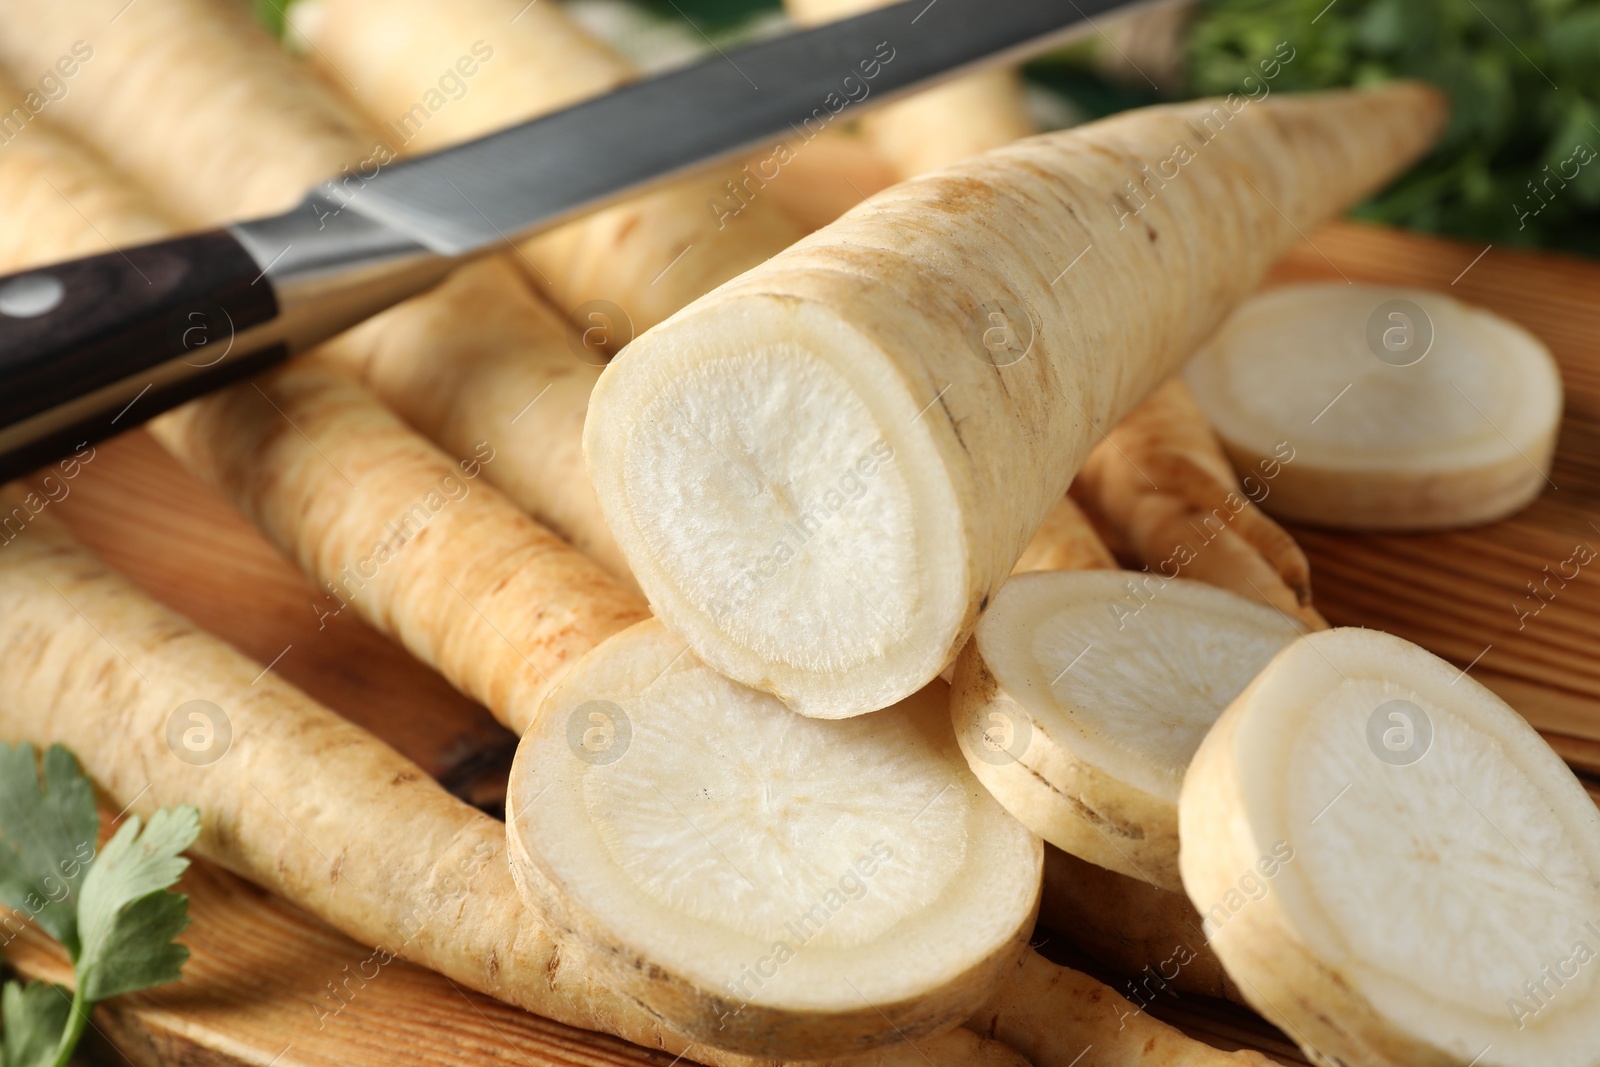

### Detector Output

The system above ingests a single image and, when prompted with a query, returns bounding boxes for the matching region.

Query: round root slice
[585,311,968,719]
[1181,628,1600,1067]
[1183,283,1563,530]
[506,619,1042,1059]
[951,570,1302,891]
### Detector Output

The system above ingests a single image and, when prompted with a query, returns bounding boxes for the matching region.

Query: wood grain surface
[10,220,1600,1067]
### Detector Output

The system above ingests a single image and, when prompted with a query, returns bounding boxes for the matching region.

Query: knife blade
[0,0,1136,481]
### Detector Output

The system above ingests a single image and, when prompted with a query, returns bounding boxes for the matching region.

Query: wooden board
[10,220,1600,1067]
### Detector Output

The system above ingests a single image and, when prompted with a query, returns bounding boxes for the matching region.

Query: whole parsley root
[3,0,789,586]
[1071,379,1327,629]
[1012,497,1118,574]
[150,360,650,737]
[0,0,371,223]
[0,74,173,269]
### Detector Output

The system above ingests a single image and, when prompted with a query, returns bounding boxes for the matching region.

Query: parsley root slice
[1183,282,1563,530]
[507,619,1041,1057]
[951,570,1301,891]
[584,84,1448,718]
[1180,628,1600,1067]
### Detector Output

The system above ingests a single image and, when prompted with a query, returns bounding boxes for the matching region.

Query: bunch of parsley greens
[0,744,197,1067]
[1183,0,1600,254]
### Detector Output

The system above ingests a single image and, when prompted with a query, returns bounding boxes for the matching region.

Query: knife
[0,0,1135,481]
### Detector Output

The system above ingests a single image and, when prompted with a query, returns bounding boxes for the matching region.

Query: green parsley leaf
[0,746,197,1067]
[74,807,199,1003]
[0,981,71,1067]
[1184,0,1600,254]
[0,745,97,954]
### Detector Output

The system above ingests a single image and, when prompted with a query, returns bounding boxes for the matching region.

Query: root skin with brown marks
[1072,380,1326,629]
[149,361,648,737]
[970,951,1275,1067]
[315,258,636,588]
[588,85,1448,718]
[294,0,807,333]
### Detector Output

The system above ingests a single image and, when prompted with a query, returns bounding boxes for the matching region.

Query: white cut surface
[623,343,916,674]
[1205,629,1600,1065]
[513,621,1040,1012]
[982,571,1300,801]
[1287,678,1600,1021]
[1184,283,1561,470]
[584,663,963,948]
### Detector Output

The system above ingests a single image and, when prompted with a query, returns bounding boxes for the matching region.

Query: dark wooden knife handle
[0,230,279,430]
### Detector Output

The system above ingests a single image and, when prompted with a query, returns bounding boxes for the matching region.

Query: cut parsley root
[166,363,1266,1060]
[0,741,199,1067]
[951,570,1302,891]
[51,0,638,588]
[155,321,1198,1060]
[1183,283,1563,530]
[585,85,1448,718]
[1072,380,1325,629]
[292,0,806,334]
[768,8,1113,579]
[1181,628,1600,1066]
[0,506,1026,1067]
[0,55,649,722]
[507,620,1041,1056]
